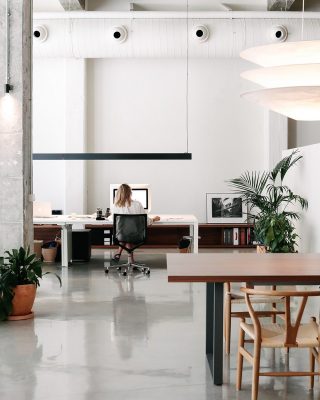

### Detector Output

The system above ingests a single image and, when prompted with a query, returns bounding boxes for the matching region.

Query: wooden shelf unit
[85,223,255,249]
[34,223,255,249]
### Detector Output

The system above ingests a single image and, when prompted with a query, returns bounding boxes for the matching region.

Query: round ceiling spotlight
[270,25,288,43]
[193,25,210,43]
[111,26,128,44]
[33,25,48,43]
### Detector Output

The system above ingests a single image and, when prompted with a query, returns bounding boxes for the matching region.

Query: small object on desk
[105,207,111,218]
[52,209,63,215]
[96,208,105,220]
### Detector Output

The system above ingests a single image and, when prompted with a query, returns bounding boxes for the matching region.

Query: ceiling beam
[268,0,297,10]
[59,0,85,11]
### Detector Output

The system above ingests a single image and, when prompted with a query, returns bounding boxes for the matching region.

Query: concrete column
[0,0,32,256]
[65,58,87,214]
[264,110,288,168]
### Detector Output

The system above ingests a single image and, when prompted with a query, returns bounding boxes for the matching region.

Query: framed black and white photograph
[206,193,246,223]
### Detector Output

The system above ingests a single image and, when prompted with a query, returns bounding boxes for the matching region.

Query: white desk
[34,214,198,267]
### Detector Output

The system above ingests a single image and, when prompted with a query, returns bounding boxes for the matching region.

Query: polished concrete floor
[0,249,320,400]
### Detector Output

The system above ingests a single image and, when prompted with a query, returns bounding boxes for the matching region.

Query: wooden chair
[236,287,320,400]
[224,283,285,354]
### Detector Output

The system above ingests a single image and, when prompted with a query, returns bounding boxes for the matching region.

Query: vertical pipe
[301,0,305,40]
[5,0,13,92]
[6,0,10,85]
[186,0,189,153]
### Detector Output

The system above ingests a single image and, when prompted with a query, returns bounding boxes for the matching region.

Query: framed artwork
[206,193,247,223]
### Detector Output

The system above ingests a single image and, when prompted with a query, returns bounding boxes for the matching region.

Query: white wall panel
[33,59,66,212]
[86,58,265,221]
[283,144,320,253]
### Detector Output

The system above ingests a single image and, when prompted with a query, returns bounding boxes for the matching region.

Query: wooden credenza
[84,223,255,249]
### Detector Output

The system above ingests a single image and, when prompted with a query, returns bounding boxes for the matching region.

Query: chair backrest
[241,287,320,346]
[113,214,147,245]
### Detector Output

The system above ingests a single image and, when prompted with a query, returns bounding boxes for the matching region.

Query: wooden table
[167,253,320,385]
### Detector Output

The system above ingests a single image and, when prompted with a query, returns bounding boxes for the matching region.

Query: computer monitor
[110,184,151,212]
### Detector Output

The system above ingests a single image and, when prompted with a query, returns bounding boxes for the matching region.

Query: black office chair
[105,214,150,276]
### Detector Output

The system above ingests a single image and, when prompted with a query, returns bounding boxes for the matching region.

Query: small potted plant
[228,150,308,253]
[0,247,61,321]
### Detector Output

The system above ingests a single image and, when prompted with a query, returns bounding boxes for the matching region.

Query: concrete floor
[0,249,319,400]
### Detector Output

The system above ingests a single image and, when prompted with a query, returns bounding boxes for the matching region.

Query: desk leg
[189,222,199,253]
[61,224,72,267]
[206,282,224,385]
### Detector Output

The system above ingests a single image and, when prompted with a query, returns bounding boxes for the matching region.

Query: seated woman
[110,183,160,262]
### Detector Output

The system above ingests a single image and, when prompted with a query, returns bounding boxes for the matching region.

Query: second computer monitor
[110,184,151,212]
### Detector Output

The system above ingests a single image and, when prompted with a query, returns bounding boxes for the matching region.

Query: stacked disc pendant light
[240,2,320,121]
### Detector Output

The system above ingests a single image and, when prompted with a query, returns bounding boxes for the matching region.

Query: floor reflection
[110,274,149,359]
[0,320,42,400]
[109,273,194,360]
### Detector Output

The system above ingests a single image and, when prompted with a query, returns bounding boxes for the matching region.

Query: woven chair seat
[240,319,319,348]
[228,292,284,304]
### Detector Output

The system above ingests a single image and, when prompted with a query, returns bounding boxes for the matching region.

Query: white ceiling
[32,0,320,12]
[86,0,268,12]
[33,0,64,12]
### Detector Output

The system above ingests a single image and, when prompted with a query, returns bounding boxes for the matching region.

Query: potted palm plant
[228,150,308,253]
[0,247,61,321]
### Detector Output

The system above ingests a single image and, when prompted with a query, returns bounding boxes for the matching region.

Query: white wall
[283,144,320,253]
[33,58,66,212]
[33,58,87,214]
[289,120,320,149]
[34,14,318,221]
[86,57,265,221]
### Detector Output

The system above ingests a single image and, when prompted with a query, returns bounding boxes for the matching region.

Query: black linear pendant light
[33,153,192,160]
[33,1,192,161]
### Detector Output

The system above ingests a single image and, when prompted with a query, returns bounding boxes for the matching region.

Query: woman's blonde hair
[114,184,132,207]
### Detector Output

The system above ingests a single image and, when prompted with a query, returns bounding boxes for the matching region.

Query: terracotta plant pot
[257,245,267,254]
[42,247,57,262]
[8,284,37,321]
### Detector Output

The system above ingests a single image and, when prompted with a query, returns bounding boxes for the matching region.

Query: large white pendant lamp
[240,1,320,122]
